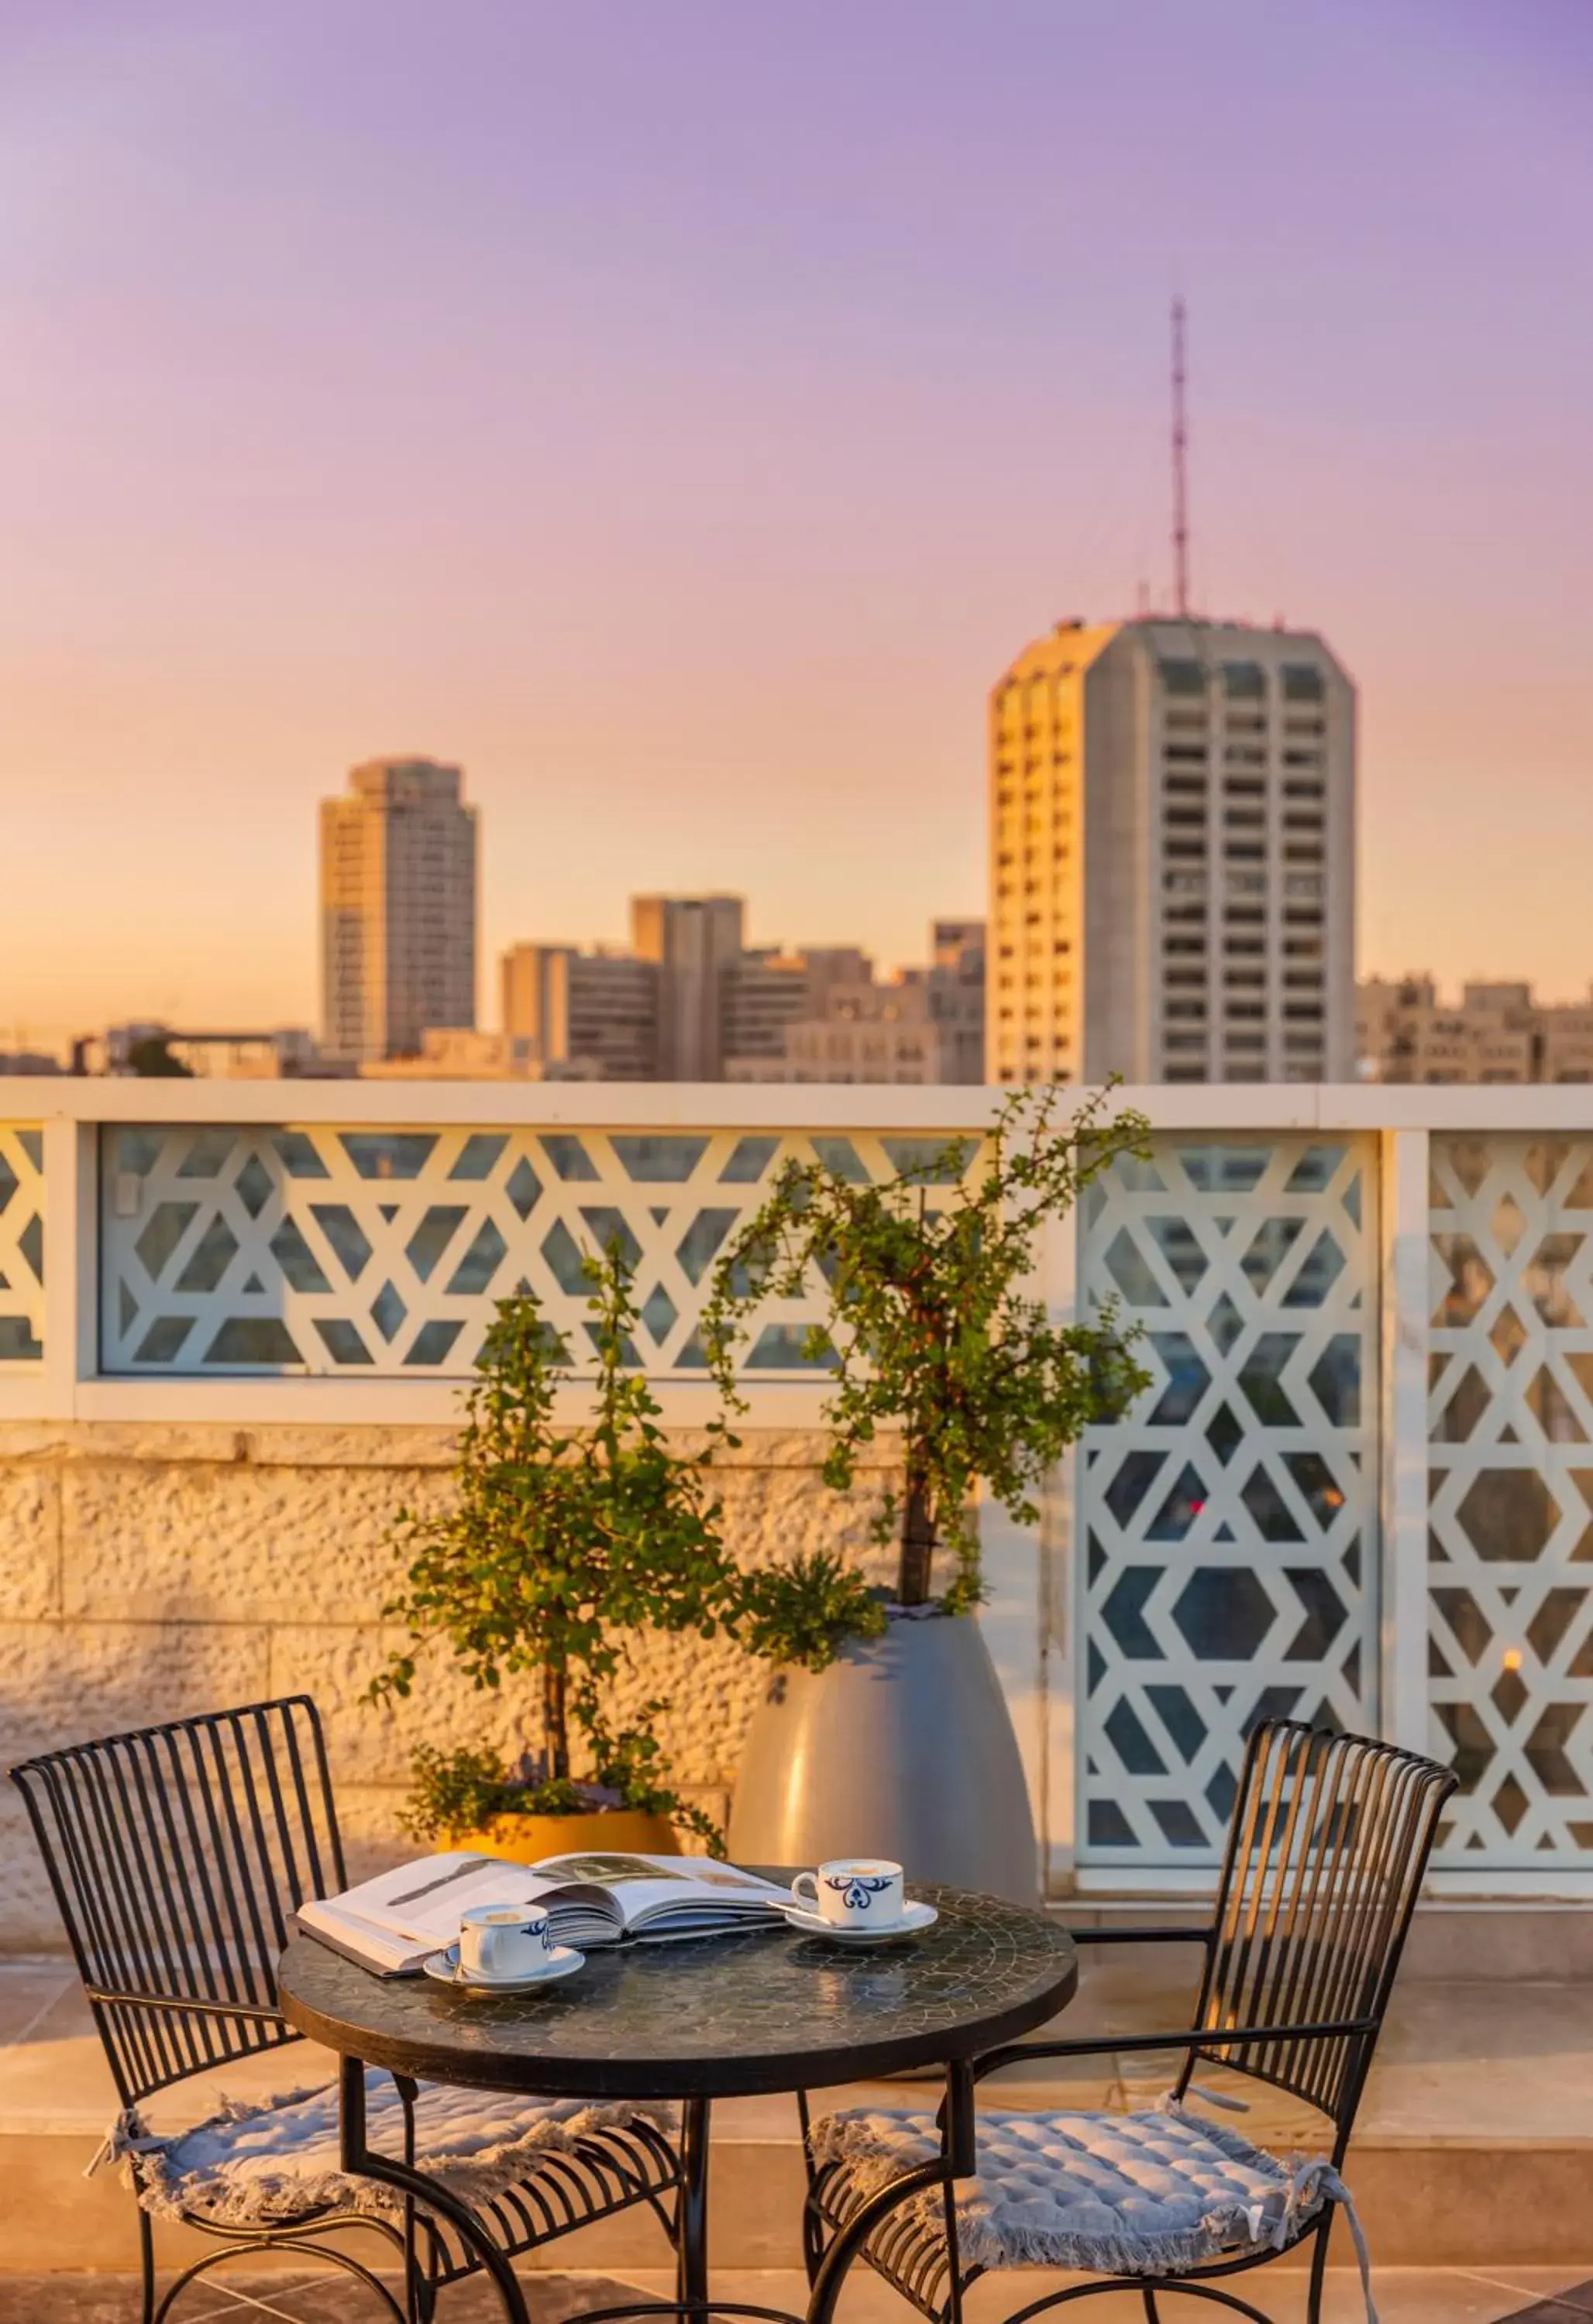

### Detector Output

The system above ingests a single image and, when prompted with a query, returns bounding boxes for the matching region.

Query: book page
[315,1852,566,1945]
[528,1853,791,1930]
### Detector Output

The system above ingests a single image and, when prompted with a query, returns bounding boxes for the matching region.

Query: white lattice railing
[97,1121,976,1380]
[9,1078,1593,1893]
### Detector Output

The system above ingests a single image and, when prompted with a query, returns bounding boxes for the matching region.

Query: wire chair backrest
[10,1694,346,2110]
[1181,1719,1456,2135]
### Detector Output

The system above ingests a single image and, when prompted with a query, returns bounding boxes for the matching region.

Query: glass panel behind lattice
[1078,1136,1378,1867]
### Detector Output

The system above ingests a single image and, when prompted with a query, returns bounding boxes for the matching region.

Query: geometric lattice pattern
[1429,1136,1593,1864]
[1077,1137,1378,1866]
[0,1126,44,1365]
[100,1123,975,1377]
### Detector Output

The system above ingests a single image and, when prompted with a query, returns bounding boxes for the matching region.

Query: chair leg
[1306,2210,1333,2323]
[151,2234,409,2324]
[138,2206,157,2324]
[1141,2291,1161,2322]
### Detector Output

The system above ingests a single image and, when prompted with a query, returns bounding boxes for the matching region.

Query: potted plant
[702,1082,1148,1899]
[370,1247,741,1860]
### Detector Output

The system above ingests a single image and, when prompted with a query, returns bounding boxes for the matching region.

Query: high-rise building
[320,758,477,1063]
[630,895,745,1081]
[492,902,982,1086]
[721,946,875,1078]
[1357,975,1593,1085]
[718,949,812,1075]
[988,620,1354,1085]
[501,944,659,1079]
[784,978,941,1085]
[926,919,986,1085]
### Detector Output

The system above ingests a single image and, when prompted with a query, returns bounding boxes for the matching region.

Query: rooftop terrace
[5,1080,1593,2315]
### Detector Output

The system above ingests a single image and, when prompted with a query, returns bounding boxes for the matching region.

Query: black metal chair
[10,1694,683,2323]
[803,1719,1457,2324]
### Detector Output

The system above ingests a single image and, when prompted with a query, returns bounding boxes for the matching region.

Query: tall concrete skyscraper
[320,758,478,1063]
[630,895,745,1081]
[987,620,1354,1085]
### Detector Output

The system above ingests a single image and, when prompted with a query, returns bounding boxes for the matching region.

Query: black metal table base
[335,2053,979,2324]
[339,2053,532,2324]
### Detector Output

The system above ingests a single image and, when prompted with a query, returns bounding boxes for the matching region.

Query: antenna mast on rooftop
[1171,296,1190,617]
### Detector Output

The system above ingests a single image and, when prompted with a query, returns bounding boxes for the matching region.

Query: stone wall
[0,1420,899,1950]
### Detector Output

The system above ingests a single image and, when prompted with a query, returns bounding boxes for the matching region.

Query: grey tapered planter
[728,1611,1039,1903]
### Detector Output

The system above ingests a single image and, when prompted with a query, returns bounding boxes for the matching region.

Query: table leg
[336,2052,532,2324]
[676,2093,712,2312]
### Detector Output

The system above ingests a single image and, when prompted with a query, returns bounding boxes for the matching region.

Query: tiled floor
[3,2269,1593,2322]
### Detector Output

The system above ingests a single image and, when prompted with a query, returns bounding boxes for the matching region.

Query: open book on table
[297,1851,794,1978]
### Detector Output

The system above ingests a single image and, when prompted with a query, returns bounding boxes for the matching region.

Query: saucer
[778,1899,938,1948]
[422,1942,585,1993]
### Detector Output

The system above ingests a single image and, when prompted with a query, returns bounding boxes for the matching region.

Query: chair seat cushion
[132,2075,672,2229]
[810,2099,1336,2278]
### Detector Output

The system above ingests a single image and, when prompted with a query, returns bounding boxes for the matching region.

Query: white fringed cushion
[811,2101,1337,2278]
[133,2075,670,2228]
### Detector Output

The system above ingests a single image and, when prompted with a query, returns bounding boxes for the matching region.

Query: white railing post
[1380,1126,1430,1753]
[1039,1185,1080,1891]
[40,1113,95,1420]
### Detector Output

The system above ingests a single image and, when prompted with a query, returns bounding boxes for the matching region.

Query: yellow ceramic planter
[451,1807,678,1863]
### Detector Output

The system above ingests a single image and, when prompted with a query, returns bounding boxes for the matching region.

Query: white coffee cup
[791,1858,905,1929]
[458,1903,555,1982]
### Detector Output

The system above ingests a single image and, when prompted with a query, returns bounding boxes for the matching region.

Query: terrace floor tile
[1,2267,1586,2323]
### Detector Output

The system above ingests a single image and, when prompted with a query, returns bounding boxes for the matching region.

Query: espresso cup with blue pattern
[791,1858,905,1928]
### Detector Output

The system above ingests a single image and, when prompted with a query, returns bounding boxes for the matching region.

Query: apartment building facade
[501,944,659,1079]
[988,618,1354,1085]
[1358,976,1593,1084]
[320,758,477,1063]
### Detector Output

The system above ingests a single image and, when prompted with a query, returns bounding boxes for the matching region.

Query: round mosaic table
[278,1879,1077,2324]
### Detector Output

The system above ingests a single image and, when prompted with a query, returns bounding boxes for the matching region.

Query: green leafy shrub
[704,1082,1151,1613]
[371,1246,741,1847]
[402,1730,724,1854]
[738,1551,888,1673]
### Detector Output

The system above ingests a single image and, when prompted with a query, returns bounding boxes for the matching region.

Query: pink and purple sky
[2,0,1590,1043]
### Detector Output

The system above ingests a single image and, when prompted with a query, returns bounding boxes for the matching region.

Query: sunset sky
[2,0,1590,1045]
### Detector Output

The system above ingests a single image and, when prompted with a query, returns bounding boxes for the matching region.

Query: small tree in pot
[701,1082,1150,1892]
[371,1246,741,1855]
[704,1081,1151,1612]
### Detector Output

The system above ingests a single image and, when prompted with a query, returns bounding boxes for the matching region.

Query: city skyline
[2,2,1591,1044]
